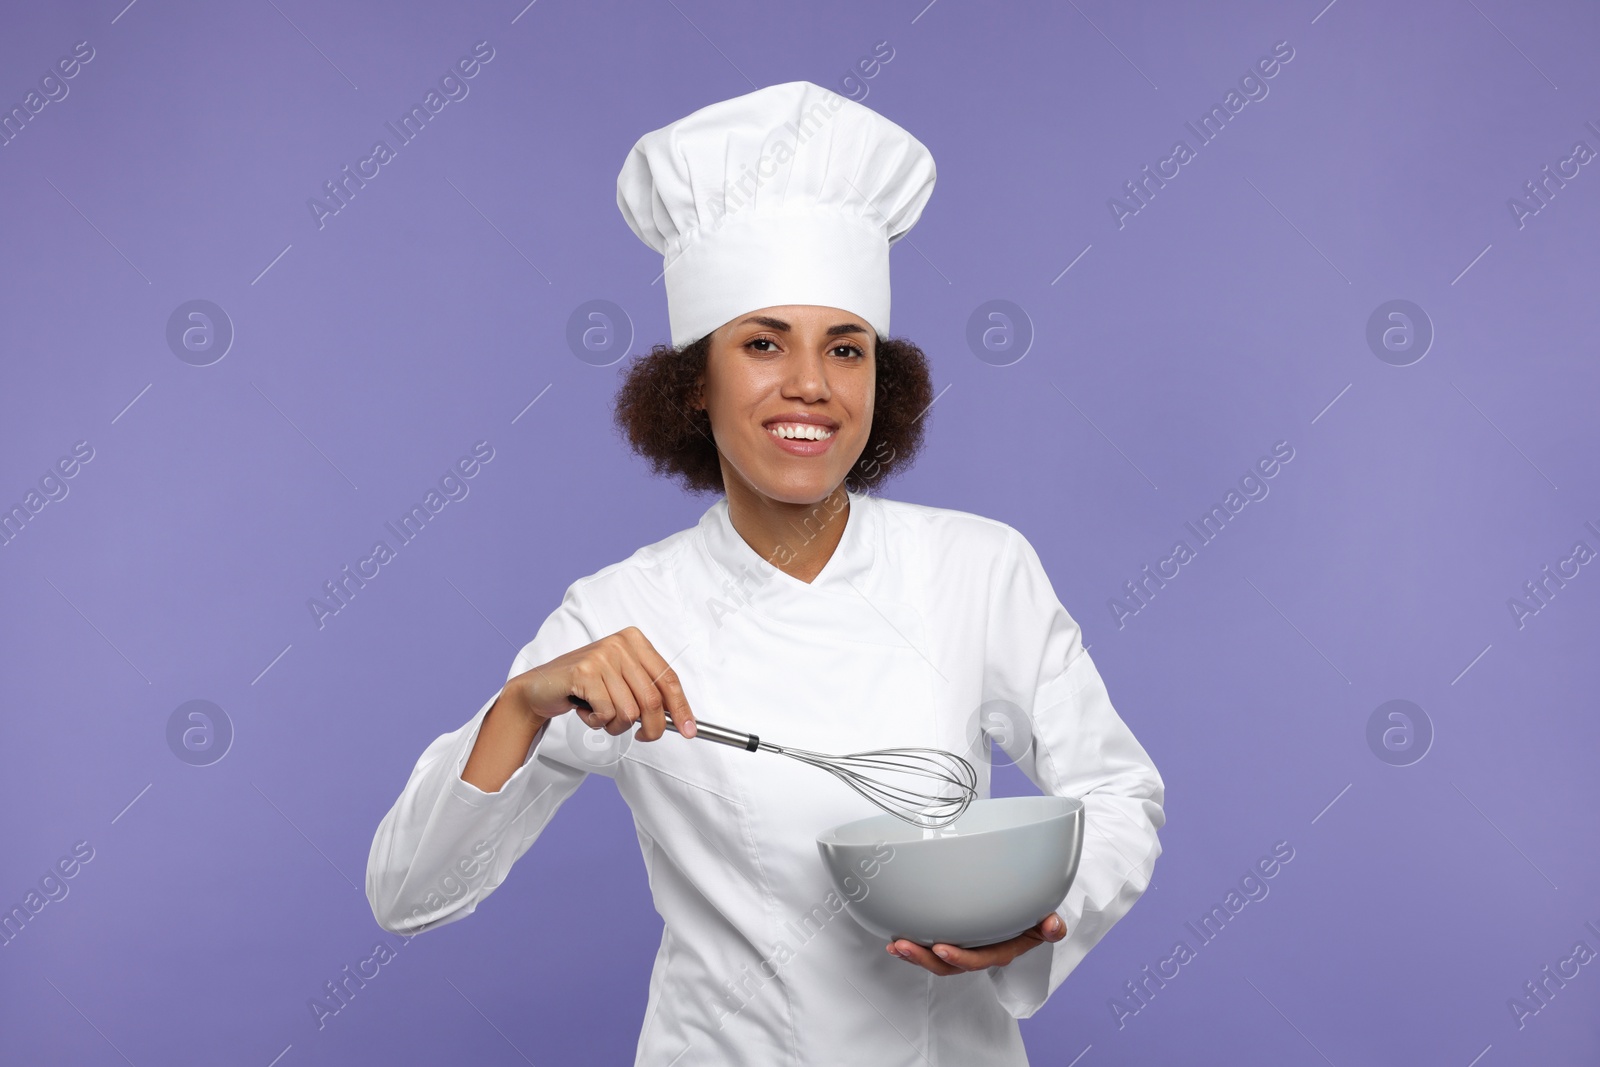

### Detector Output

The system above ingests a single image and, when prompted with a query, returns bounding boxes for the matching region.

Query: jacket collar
[692,487,935,656]
[696,487,880,613]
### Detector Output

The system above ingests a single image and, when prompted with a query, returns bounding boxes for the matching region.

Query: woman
[367,81,1165,1065]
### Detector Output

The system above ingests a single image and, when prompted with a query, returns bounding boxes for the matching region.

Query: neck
[724,478,851,585]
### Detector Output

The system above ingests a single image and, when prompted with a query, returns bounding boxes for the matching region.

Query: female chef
[367,81,1165,1065]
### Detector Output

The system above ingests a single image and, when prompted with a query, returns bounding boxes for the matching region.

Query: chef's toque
[616,80,936,349]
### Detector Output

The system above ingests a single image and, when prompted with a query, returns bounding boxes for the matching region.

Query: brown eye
[834,344,865,359]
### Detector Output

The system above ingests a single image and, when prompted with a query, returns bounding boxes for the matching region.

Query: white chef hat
[616,80,936,349]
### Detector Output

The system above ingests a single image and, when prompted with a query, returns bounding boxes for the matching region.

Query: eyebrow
[733,315,869,337]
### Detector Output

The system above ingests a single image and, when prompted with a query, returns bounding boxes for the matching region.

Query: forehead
[720,305,871,336]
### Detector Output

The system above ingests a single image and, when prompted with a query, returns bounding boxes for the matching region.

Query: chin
[764,483,840,507]
[750,467,846,505]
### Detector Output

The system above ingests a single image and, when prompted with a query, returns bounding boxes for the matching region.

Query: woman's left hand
[887,913,1067,974]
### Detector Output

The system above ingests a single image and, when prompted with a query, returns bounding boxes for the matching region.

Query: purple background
[3,0,1598,1063]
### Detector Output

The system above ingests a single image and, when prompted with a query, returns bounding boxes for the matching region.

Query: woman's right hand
[511,626,697,742]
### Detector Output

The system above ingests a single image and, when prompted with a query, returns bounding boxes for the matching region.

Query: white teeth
[768,423,834,441]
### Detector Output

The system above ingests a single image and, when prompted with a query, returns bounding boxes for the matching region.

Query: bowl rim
[815,794,1083,847]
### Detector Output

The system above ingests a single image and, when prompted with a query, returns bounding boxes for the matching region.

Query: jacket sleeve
[982,527,1166,1019]
[365,588,594,935]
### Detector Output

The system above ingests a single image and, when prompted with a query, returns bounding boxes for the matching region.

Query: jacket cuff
[445,690,555,808]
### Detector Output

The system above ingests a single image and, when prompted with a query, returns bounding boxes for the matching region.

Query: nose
[781,346,830,403]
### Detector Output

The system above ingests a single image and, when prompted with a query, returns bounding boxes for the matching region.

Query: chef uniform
[366,81,1165,1066]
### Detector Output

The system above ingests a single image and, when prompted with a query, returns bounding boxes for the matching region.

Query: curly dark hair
[613,333,934,495]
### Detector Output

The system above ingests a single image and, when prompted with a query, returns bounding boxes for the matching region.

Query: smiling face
[694,304,875,506]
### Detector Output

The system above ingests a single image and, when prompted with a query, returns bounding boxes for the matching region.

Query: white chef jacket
[366,488,1165,1065]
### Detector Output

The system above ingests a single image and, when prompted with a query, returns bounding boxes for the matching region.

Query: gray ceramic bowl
[815,795,1084,948]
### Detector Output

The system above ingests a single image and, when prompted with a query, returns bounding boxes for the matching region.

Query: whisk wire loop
[564,697,980,830]
[767,743,979,830]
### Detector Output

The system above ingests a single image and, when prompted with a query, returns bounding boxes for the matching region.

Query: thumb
[1044,913,1067,940]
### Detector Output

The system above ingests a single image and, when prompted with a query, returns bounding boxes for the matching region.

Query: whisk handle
[566,696,759,752]
[665,718,760,751]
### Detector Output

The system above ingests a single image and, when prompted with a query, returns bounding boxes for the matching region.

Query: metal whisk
[566,698,978,829]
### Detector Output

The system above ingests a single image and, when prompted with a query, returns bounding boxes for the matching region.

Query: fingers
[662,675,697,738]
[615,652,666,741]
[625,628,696,740]
[934,940,1015,971]
[894,937,1015,973]
[566,646,639,735]
[567,660,620,731]
[886,939,964,976]
[886,915,1068,975]
[597,665,642,737]
[561,627,694,743]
